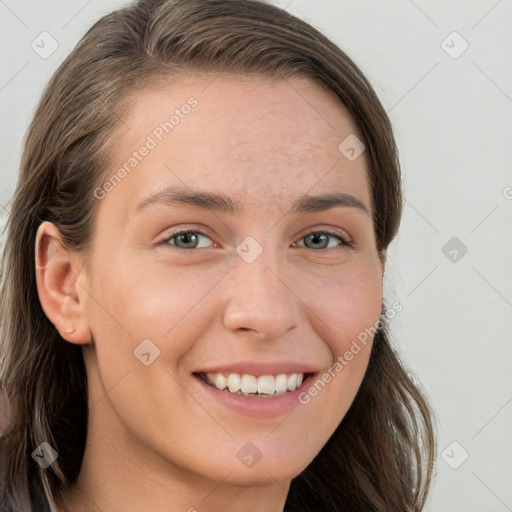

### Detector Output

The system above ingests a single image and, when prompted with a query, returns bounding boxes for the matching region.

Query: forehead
[102,73,370,213]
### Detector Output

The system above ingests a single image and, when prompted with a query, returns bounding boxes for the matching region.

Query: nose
[222,249,301,341]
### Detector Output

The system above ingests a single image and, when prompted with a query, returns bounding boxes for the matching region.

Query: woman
[0,0,436,510]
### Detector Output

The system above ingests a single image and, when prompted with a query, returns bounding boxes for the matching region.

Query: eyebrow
[135,186,370,216]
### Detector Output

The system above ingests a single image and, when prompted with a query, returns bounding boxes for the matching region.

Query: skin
[35,74,384,512]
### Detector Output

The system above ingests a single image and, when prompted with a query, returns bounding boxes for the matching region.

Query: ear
[35,221,92,345]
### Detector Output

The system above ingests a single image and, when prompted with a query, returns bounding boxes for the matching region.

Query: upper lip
[193,361,321,377]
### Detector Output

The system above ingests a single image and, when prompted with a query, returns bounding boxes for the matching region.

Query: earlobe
[35,221,92,345]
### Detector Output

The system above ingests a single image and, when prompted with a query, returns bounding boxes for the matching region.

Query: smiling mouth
[195,372,310,397]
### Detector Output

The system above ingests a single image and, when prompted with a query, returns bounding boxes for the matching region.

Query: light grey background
[1,1,511,510]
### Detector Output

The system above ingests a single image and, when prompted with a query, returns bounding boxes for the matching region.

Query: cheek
[87,255,229,343]
[300,259,383,353]
[294,257,382,424]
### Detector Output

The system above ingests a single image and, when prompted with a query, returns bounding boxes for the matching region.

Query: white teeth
[203,372,305,396]
[213,373,227,390]
[275,374,288,395]
[257,375,275,395]
[286,373,297,390]
[227,373,241,393]
[241,374,258,394]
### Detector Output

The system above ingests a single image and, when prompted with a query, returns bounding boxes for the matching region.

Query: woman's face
[78,74,383,486]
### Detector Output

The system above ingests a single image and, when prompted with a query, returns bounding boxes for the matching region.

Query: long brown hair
[0,1,436,510]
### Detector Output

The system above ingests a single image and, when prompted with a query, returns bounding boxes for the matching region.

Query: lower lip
[193,374,315,419]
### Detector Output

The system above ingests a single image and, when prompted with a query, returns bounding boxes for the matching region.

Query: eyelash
[157,228,352,250]
[294,230,352,250]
